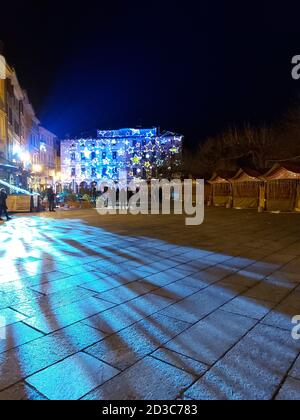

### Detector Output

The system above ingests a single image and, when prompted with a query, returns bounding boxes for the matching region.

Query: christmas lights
[61,128,183,188]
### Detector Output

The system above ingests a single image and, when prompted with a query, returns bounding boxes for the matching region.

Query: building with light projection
[60,128,183,189]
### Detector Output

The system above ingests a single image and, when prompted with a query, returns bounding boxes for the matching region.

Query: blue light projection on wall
[61,128,183,187]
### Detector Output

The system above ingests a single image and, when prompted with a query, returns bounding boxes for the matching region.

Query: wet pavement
[0,208,300,400]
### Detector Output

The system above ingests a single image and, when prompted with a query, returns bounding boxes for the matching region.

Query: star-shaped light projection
[145,142,155,153]
[118,148,126,157]
[131,129,141,136]
[144,161,151,168]
[131,155,142,165]
[170,147,179,154]
[146,131,155,137]
[127,146,135,154]
[103,158,110,165]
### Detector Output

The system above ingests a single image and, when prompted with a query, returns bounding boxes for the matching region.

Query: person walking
[0,188,11,221]
[47,187,56,212]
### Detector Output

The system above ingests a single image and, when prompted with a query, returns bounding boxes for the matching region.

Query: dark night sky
[1,1,300,147]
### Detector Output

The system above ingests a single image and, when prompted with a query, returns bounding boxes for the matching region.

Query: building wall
[5,72,24,163]
[0,79,6,157]
[61,128,183,187]
[39,126,57,172]
[0,55,59,191]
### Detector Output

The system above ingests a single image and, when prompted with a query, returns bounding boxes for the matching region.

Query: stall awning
[0,157,19,171]
[264,163,300,181]
[230,168,264,183]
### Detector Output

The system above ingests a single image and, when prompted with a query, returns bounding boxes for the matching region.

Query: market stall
[208,172,234,207]
[6,195,31,212]
[230,169,264,209]
[264,164,300,212]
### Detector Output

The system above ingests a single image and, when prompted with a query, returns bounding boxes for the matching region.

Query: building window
[112,151,117,160]
[71,152,76,161]
[14,121,20,136]
[71,168,76,177]
[8,108,13,125]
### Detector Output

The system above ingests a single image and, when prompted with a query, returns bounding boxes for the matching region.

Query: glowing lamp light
[21,152,30,164]
[13,144,22,158]
[32,164,43,173]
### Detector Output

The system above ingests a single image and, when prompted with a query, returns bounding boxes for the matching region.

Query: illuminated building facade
[61,128,183,188]
[0,52,59,192]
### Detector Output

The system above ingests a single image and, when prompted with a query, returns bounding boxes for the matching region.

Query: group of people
[0,188,11,222]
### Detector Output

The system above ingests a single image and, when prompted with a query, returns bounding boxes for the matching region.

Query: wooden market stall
[208,172,235,207]
[264,164,300,212]
[230,169,264,209]
[6,195,32,212]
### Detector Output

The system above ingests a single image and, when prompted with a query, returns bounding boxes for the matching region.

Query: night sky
[1,1,300,147]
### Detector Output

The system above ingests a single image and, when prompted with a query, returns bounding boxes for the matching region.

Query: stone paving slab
[83,294,175,334]
[0,382,47,400]
[82,356,196,400]
[9,286,97,318]
[159,283,246,324]
[0,288,43,310]
[0,322,43,354]
[95,280,159,304]
[0,271,71,293]
[85,314,190,371]
[183,324,300,400]
[262,304,300,331]
[0,308,27,327]
[275,377,300,400]
[242,278,297,304]
[164,309,257,366]
[27,352,119,400]
[151,348,209,377]
[23,297,116,334]
[221,296,275,320]
[0,322,107,391]
[289,355,300,380]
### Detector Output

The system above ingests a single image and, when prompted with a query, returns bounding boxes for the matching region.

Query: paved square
[0,208,300,400]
